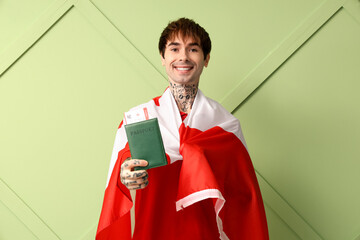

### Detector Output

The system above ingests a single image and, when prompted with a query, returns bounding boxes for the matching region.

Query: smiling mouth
[174,66,193,71]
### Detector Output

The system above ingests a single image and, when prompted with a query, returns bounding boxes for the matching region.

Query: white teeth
[176,67,191,71]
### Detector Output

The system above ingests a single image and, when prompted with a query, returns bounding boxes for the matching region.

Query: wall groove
[256,172,324,240]
[0,0,74,77]
[343,0,360,24]
[0,178,61,240]
[75,0,167,93]
[222,0,346,113]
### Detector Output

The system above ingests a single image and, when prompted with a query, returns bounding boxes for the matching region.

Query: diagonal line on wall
[262,202,303,240]
[0,178,61,240]
[74,0,167,94]
[353,233,360,240]
[0,0,74,77]
[343,0,360,24]
[256,172,324,240]
[228,0,348,239]
[85,0,167,81]
[0,200,40,240]
[76,223,97,240]
[222,0,347,114]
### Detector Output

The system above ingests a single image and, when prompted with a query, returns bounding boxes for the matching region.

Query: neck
[169,82,198,114]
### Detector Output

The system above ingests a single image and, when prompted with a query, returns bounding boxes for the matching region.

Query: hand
[120,158,149,190]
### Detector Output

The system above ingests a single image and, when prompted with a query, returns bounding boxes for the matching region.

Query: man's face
[161,35,210,86]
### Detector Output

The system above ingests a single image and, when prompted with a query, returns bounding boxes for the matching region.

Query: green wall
[1,0,359,239]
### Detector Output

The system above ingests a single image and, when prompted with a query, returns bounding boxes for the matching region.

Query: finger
[120,169,148,182]
[130,159,148,168]
[123,177,148,187]
[121,160,132,171]
[126,180,149,190]
[128,170,148,180]
[122,159,148,170]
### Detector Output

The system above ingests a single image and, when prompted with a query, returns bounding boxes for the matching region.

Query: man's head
[159,18,211,86]
[158,18,211,60]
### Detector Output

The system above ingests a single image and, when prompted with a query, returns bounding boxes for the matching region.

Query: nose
[179,49,189,62]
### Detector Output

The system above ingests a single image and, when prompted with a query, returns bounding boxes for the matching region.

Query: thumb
[139,160,148,166]
[132,159,148,167]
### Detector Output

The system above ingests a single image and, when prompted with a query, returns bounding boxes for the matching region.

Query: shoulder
[192,90,246,144]
[197,90,239,122]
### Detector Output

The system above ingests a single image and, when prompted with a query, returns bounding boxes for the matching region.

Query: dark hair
[158,18,211,60]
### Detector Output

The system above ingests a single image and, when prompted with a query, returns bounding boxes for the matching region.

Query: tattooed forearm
[169,82,198,113]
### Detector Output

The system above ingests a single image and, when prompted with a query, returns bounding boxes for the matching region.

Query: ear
[204,54,210,67]
[161,53,165,66]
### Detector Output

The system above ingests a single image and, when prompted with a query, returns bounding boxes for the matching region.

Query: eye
[190,48,198,52]
[170,48,178,52]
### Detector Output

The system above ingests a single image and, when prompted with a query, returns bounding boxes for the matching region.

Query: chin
[173,78,198,85]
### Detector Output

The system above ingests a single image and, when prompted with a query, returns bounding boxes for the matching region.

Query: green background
[1,0,359,239]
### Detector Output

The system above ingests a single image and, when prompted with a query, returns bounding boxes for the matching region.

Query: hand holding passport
[124,108,167,171]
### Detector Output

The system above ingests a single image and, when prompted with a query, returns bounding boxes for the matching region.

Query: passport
[124,118,167,170]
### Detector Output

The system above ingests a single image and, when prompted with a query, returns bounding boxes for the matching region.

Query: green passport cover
[124,118,167,170]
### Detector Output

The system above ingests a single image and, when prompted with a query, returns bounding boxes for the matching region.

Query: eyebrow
[189,42,200,47]
[167,42,200,47]
[167,42,180,47]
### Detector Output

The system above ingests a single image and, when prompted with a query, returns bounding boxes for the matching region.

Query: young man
[96,18,268,240]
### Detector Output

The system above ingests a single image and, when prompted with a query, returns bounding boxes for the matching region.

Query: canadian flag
[96,89,269,239]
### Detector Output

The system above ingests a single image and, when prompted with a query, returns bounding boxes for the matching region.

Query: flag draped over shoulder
[96,88,269,240]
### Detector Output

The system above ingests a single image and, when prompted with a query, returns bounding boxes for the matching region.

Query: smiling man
[96,18,269,240]
[160,21,210,114]
[161,35,209,113]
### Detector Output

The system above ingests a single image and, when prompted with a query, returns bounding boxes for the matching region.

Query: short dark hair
[158,18,211,60]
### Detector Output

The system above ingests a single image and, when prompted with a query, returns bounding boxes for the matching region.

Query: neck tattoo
[169,82,198,114]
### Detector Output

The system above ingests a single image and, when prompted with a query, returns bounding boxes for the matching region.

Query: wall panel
[0,201,38,240]
[264,204,301,240]
[0,5,160,239]
[233,6,360,240]
[0,0,56,54]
